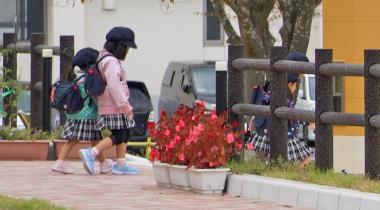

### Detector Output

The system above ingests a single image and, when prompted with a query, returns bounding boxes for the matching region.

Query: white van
[295,74,315,146]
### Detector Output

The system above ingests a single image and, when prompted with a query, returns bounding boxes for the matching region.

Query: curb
[226,174,380,210]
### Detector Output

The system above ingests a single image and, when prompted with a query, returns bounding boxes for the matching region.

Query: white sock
[116,158,126,167]
[91,147,99,157]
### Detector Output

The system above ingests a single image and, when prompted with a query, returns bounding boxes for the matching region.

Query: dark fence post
[59,35,74,125]
[315,49,334,170]
[269,46,288,160]
[216,61,227,115]
[227,45,244,129]
[42,49,52,132]
[364,50,380,179]
[2,33,17,127]
[30,33,44,129]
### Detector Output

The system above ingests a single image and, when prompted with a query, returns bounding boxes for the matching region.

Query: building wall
[82,0,226,114]
[324,0,380,136]
[11,0,322,118]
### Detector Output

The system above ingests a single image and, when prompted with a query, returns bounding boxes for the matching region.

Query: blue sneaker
[112,164,140,175]
[79,148,95,175]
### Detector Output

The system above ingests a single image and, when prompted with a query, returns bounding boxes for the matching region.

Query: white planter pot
[169,165,191,190]
[152,162,171,187]
[188,168,230,194]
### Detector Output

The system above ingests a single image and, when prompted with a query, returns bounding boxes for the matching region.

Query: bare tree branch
[210,0,241,44]
[289,0,315,53]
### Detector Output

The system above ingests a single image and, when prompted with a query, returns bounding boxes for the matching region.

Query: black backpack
[251,80,271,135]
[51,54,114,113]
[51,76,86,113]
[84,54,113,97]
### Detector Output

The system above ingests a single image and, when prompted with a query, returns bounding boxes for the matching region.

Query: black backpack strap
[73,74,86,83]
[95,54,114,85]
[96,54,114,66]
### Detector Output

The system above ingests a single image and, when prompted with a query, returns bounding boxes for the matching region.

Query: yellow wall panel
[351,1,380,22]
[323,22,355,60]
[352,23,380,60]
[344,98,364,114]
[324,0,355,22]
[323,0,380,136]
[334,126,364,136]
[344,77,363,99]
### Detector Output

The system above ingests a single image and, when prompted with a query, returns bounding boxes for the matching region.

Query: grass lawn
[0,195,68,210]
[228,157,380,194]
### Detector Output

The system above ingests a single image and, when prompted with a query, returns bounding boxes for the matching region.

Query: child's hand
[50,87,56,102]
[308,122,315,132]
[248,116,256,132]
[126,111,134,118]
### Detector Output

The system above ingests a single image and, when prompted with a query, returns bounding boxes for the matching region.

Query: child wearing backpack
[248,52,312,167]
[51,47,113,174]
[79,26,139,175]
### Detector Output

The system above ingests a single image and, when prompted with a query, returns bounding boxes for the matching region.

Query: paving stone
[0,161,309,210]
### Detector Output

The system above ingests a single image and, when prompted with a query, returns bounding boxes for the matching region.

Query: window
[169,71,176,87]
[203,0,224,45]
[191,68,216,96]
[332,61,344,113]
[333,76,344,112]
[0,0,44,43]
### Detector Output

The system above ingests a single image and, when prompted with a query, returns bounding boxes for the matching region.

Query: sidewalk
[0,161,310,210]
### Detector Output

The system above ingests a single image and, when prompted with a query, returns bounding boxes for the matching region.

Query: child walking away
[79,26,139,175]
[286,52,312,167]
[247,52,311,167]
[51,47,113,174]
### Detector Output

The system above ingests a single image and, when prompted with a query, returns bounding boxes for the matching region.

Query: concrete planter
[0,140,50,160]
[152,161,172,187]
[169,165,191,190]
[53,139,116,160]
[188,167,230,194]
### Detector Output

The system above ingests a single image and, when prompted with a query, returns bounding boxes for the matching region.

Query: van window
[191,68,215,96]
[309,76,315,100]
[163,71,176,87]
[169,71,176,87]
[181,75,185,87]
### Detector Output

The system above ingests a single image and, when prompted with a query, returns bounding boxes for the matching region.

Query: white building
[1,0,322,116]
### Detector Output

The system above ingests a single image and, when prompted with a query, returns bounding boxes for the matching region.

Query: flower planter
[169,165,191,190]
[53,139,117,160]
[0,140,50,160]
[188,167,230,194]
[152,161,172,187]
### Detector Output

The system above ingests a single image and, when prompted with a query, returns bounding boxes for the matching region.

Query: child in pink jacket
[79,26,139,175]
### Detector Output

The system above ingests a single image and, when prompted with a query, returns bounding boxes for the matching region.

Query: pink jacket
[96,49,133,115]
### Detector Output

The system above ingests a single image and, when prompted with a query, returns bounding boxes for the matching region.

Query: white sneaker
[100,159,114,174]
[51,160,74,174]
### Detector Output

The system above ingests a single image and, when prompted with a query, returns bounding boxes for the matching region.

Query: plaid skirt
[249,132,270,156]
[96,114,135,130]
[287,136,311,161]
[248,133,311,161]
[61,119,102,141]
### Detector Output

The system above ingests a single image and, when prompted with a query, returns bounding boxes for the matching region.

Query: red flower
[149,149,160,161]
[227,133,235,144]
[149,104,243,168]
[195,100,206,107]
[246,142,254,150]
[179,153,185,161]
